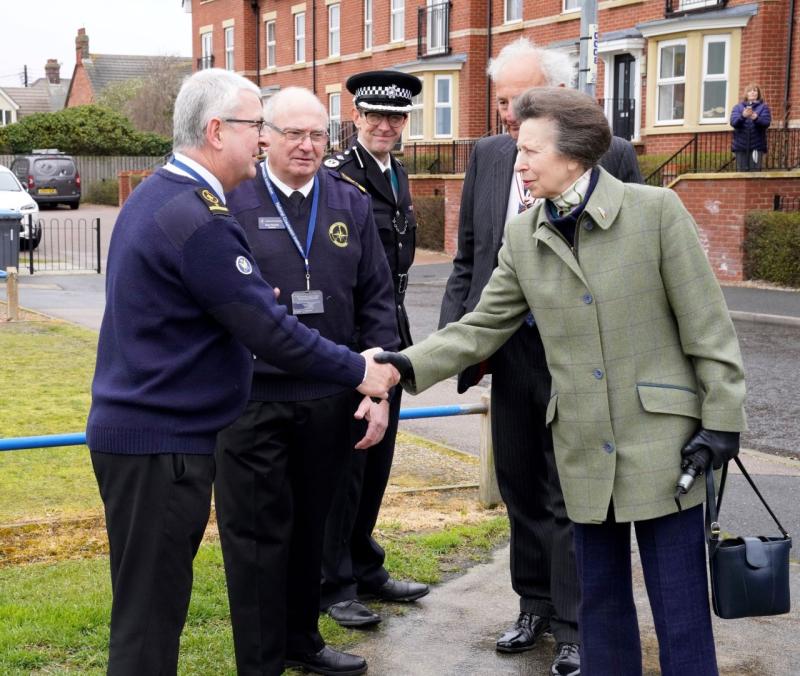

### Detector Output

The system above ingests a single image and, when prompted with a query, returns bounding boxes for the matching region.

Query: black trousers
[320,388,402,608]
[215,392,352,676]
[490,324,580,644]
[91,451,215,676]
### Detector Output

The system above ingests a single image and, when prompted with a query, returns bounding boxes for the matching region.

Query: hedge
[744,210,800,287]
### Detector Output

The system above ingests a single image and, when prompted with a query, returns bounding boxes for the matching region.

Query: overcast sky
[1,0,192,87]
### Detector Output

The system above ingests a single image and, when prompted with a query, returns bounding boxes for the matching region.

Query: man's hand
[681,428,740,470]
[353,395,390,449]
[357,347,400,399]
[374,351,414,381]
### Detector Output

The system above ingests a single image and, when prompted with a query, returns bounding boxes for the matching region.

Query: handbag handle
[705,456,791,558]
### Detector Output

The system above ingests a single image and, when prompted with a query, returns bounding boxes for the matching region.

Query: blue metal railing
[0,404,488,452]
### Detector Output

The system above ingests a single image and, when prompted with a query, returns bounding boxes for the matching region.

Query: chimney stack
[45,59,61,84]
[75,28,89,65]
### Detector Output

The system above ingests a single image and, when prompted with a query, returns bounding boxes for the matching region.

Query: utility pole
[23,65,28,87]
[578,0,598,97]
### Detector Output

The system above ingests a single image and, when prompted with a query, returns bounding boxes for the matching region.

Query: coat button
[584,221,594,230]
[593,368,604,380]
[582,293,593,304]
[603,442,614,453]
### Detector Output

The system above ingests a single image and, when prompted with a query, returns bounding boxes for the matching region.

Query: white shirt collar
[165,152,227,204]
[361,144,392,173]
[264,160,315,198]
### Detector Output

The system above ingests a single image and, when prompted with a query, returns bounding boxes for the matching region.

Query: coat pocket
[545,393,558,427]
[636,382,701,419]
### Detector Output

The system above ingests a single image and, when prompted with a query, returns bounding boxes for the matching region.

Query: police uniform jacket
[326,141,416,348]
[227,166,399,402]
[401,169,747,524]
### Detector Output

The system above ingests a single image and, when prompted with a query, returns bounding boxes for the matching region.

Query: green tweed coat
[403,168,746,524]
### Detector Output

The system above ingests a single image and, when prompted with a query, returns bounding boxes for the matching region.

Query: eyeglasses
[223,118,267,134]
[362,111,408,128]
[265,122,329,145]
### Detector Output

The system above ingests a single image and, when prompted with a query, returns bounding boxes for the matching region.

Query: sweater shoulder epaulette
[195,187,230,215]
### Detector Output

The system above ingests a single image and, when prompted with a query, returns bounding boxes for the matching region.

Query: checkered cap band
[355,85,413,100]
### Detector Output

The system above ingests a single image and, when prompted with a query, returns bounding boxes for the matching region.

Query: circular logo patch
[236,256,253,275]
[323,158,340,168]
[201,189,219,204]
[329,222,349,248]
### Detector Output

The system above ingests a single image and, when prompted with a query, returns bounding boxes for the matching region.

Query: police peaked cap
[346,71,422,113]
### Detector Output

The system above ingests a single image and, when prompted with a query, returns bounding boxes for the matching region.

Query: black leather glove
[681,428,740,470]
[374,351,414,382]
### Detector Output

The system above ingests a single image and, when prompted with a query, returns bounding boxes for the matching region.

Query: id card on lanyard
[260,163,324,315]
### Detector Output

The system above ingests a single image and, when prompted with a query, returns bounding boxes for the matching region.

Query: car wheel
[69,201,80,210]
[20,229,41,251]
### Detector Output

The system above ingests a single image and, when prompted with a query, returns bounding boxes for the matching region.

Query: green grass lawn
[0,321,99,523]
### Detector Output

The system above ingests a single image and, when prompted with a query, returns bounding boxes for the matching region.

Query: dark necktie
[384,168,397,200]
[289,190,304,207]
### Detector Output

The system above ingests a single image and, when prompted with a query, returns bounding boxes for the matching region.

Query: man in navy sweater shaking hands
[85,69,398,676]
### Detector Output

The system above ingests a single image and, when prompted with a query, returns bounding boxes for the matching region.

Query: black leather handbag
[705,457,792,619]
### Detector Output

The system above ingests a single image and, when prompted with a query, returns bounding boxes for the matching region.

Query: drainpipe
[785,0,796,127]
[312,0,317,95]
[250,0,260,87]
[486,0,493,133]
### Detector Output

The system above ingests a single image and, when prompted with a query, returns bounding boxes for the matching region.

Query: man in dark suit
[320,71,429,629]
[438,38,641,676]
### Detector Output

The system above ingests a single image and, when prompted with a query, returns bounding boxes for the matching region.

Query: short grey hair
[487,37,575,88]
[513,88,611,169]
[264,87,327,126]
[173,68,261,151]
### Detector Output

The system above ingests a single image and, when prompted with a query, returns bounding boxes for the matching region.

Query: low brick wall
[408,174,465,257]
[118,170,154,206]
[670,172,800,281]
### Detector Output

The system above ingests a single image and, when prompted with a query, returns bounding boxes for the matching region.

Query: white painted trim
[638,13,753,39]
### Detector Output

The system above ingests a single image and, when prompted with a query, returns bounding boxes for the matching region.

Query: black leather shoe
[326,599,381,628]
[495,612,551,653]
[360,578,429,602]
[285,645,367,676]
[550,642,580,676]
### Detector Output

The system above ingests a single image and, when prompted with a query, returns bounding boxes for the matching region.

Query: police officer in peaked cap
[321,70,429,628]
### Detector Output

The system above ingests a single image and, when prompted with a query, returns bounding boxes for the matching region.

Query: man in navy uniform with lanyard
[320,71,430,629]
[86,69,398,676]
[215,86,398,676]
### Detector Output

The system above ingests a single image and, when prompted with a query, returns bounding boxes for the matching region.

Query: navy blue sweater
[86,168,366,455]
[227,167,399,401]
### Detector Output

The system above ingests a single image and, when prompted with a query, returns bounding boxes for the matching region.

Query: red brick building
[184,0,799,153]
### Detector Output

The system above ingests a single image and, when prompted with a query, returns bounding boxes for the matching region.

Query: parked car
[0,164,41,250]
[10,151,81,210]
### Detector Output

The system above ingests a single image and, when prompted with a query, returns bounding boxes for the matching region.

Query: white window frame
[563,0,580,12]
[391,0,405,43]
[700,34,730,124]
[200,31,213,69]
[266,20,276,68]
[434,74,453,138]
[426,0,447,55]
[364,0,373,51]
[504,0,523,23]
[0,109,11,126]
[224,26,235,71]
[409,91,424,139]
[328,4,340,57]
[295,12,306,64]
[655,39,686,125]
[679,0,719,10]
[329,93,341,148]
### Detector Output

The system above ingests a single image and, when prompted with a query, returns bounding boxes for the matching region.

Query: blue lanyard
[170,158,222,202]
[261,162,320,291]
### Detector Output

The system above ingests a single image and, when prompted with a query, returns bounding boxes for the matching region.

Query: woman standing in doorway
[730,83,772,171]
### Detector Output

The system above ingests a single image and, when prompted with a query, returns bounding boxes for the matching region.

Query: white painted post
[478,390,502,507]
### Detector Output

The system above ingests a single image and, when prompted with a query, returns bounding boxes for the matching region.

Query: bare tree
[96,56,190,137]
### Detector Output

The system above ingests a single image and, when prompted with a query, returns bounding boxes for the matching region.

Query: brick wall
[409,174,464,256]
[66,66,94,106]
[671,172,800,281]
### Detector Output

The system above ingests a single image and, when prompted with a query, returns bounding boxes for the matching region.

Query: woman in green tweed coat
[379,88,746,676]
